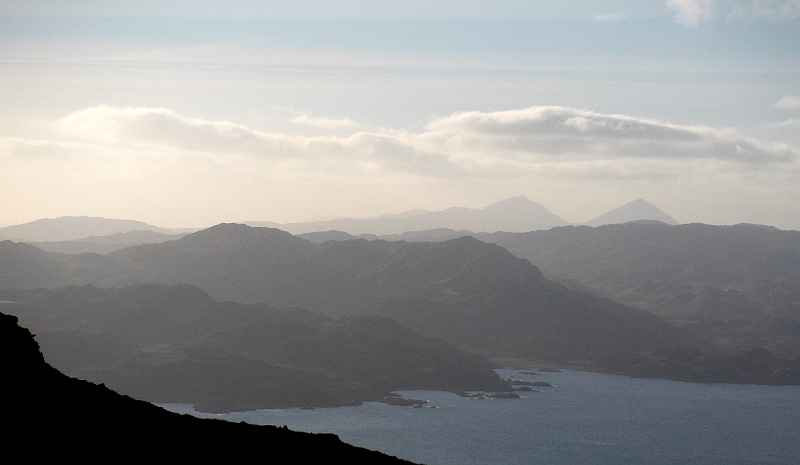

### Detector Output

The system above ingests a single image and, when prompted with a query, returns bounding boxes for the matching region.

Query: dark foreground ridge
[0,311,418,463]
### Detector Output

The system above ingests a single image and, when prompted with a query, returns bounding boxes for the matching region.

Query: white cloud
[4,105,800,228]
[51,105,797,173]
[666,0,715,25]
[290,114,362,130]
[774,95,800,110]
[728,0,800,21]
[422,106,795,165]
[51,105,459,177]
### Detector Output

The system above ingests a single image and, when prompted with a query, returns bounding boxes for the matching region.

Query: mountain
[479,222,800,358]
[481,222,800,319]
[0,225,719,376]
[585,199,679,226]
[5,225,551,319]
[2,223,797,384]
[0,216,191,242]
[248,196,569,235]
[341,221,799,327]
[0,311,416,463]
[300,222,800,361]
[30,229,186,254]
[297,229,468,244]
[298,230,365,243]
[3,283,510,412]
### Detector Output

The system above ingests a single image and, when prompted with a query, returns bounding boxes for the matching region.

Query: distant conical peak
[489,195,535,206]
[484,196,547,211]
[587,199,678,226]
[628,199,654,207]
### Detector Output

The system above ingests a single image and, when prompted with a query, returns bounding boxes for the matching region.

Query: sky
[0,1,799,229]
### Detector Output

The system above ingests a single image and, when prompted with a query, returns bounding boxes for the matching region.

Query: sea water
[160,369,800,464]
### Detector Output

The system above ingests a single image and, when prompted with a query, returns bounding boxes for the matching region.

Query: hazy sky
[1,1,799,228]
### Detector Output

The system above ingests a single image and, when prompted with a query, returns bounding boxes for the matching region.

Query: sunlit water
[160,369,800,464]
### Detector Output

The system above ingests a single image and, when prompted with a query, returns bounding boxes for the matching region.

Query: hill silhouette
[2,223,798,384]
[4,283,510,412]
[482,222,800,321]
[479,222,800,359]
[0,310,417,462]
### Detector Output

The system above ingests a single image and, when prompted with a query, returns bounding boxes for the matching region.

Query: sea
[159,369,800,465]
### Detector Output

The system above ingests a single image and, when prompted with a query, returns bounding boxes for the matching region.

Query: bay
[160,369,800,464]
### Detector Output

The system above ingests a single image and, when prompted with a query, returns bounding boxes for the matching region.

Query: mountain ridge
[2,197,686,246]
[2,223,798,385]
[0,216,194,242]
[247,196,570,235]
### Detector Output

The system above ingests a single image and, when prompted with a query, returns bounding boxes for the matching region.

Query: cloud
[728,0,800,21]
[774,95,800,110]
[54,105,301,157]
[39,105,798,186]
[422,106,795,165]
[0,137,102,161]
[767,118,800,128]
[51,105,460,177]
[666,0,715,25]
[593,13,623,22]
[290,114,362,130]
[6,104,800,228]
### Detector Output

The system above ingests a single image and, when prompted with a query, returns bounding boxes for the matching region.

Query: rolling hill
[3,223,794,384]
[3,283,510,412]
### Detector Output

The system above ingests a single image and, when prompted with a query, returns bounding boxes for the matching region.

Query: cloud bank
[3,104,798,227]
[47,105,795,176]
[421,107,793,165]
[290,115,362,130]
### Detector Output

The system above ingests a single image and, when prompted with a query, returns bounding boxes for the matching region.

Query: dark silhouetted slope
[4,284,510,412]
[0,311,417,463]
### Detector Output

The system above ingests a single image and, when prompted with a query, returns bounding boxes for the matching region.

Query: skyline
[1,1,799,229]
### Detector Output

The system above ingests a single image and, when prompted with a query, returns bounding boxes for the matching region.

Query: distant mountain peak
[252,196,568,235]
[485,195,547,212]
[587,199,679,227]
[0,216,176,242]
[183,223,295,243]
